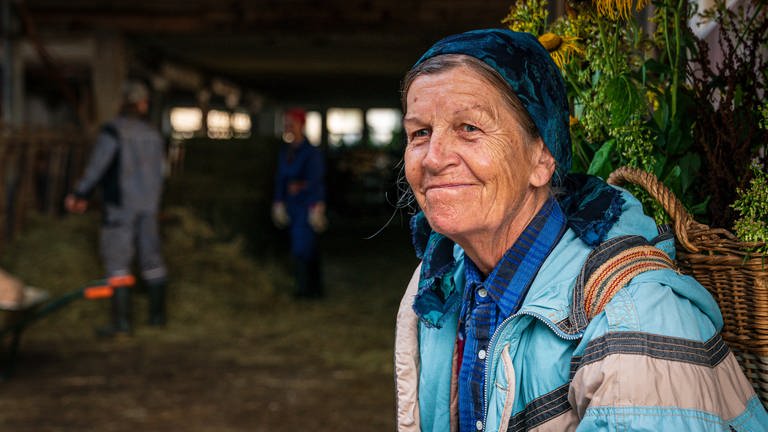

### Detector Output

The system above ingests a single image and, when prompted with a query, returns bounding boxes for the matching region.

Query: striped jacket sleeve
[568,278,768,431]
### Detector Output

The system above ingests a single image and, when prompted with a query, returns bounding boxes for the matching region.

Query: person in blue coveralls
[272,108,327,299]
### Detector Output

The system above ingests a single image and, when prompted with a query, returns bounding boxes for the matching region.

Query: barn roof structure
[3,0,516,128]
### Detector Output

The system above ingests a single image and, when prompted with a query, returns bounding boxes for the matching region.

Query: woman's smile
[424,182,476,193]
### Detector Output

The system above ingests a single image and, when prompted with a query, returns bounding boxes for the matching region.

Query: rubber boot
[294,258,323,299]
[307,258,324,299]
[293,258,310,299]
[96,286,132,338]
[147,280,167,326]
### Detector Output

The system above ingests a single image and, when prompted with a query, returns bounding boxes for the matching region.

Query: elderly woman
[394,29,767,432]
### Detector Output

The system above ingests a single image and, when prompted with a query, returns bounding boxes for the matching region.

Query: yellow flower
[593,0,650,20]
[570,115,579,126]
[538,33,584,69]
[646,90,660,111]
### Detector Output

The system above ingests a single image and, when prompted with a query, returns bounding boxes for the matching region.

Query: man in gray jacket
[66,80,168,337]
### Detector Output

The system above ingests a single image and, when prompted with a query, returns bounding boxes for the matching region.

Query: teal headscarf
[414,28,572,185]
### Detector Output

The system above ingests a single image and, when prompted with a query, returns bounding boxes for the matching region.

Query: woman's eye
[461,124,479,133]
[411,129,430,138]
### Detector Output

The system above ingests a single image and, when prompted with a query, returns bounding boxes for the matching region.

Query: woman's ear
[529,139,556,188]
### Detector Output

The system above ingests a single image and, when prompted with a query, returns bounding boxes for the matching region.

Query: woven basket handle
[607,166,700,253]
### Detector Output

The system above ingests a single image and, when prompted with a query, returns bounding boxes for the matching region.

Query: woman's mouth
[425,183,473,193]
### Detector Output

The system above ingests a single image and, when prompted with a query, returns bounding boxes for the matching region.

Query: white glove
[308,204,328,233]
[271,202,290,228]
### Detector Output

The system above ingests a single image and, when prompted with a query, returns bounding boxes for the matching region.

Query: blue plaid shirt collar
[409,198,569,329]
[457,198,567,432]
[465,197,567,317]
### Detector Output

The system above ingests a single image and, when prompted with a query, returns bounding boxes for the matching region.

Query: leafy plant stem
[673,0,686,118]
[734,2,765,54]
[612,20,621,74]
[662,1,674,76]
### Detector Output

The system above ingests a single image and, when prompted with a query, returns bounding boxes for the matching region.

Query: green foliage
[732,162,768,254]
[687,1,768,228]
[503,0,720,224]
[586,138,615,179]
[502,0,550,35]
[761,101,768,131]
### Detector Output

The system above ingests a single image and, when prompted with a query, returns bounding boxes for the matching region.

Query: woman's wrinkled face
[404,66,542,241]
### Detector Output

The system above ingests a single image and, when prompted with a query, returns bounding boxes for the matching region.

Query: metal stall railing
[0,126,89,249]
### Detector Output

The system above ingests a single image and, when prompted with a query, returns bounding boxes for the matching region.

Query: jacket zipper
[482,310,582,430]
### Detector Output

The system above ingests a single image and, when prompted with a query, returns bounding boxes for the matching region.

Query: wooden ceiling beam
[25,1,510,35]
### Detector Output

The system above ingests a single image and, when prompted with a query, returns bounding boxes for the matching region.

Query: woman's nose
[422,131,458,172]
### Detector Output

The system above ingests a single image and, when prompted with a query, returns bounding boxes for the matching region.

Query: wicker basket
[607,166,768,405]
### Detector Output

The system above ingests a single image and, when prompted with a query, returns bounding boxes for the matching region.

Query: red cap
[285,108,307,126]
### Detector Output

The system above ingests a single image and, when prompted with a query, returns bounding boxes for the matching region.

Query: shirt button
[476,420,483,430]
[477,288,488,298]
[478,349,487,360]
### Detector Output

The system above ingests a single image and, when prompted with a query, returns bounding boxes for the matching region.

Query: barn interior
[1,0,529,246]
[1,0,758,429]
[0,1,520,431]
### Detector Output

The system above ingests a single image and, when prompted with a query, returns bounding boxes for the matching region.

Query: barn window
[170,107,203,139]
[366,108,402,147]
[327,108,363,147]
[231,111,252,138]
[305,111,322,146]
[207,109,232,139]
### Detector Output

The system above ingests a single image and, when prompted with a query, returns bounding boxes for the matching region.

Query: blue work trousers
[287,202,318,261]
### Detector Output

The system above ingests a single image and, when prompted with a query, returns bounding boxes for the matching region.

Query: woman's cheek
[403,148,422,185]
[484,134,514,160]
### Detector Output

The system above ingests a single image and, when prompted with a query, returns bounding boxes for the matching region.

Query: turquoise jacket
[395,189,768,431]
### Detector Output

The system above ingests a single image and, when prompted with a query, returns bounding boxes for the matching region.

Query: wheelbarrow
[0,274,135,379]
